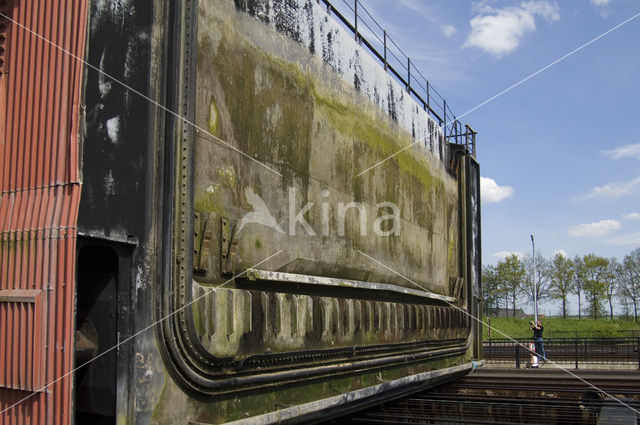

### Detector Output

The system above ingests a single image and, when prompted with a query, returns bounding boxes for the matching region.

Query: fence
[545,329,640,339]
[321,0,476,157]
[484,337,640,369]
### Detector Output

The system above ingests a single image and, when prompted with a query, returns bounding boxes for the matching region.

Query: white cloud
[568,219,621,237]
[575,144,640,201]
[462,1,560,57]
[574,176,640,201]
[481,177,514,204]
[601,143,640,161]
[553,249,568,258]
[607,232,640,246]
[442,25,457,37]
[623,212,640,220]
[591,0,612,17]
[493,251,525,260]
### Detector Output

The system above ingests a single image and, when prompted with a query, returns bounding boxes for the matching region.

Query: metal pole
[443,100,447,140]
[426,81,430,112]
[354,0,358,42]
[515,343,520,369]
[407,57,411,92]
[575,339,579,369]
[383,30,387,70]
[531,234,538,323]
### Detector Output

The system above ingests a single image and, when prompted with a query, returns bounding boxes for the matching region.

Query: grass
[483,317,640,339]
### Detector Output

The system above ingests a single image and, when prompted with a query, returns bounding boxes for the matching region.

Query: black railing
[546,329,640,339]
[322,0,476,157]
[484,337,640,369]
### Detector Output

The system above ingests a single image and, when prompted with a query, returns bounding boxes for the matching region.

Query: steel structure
[0,0,88,424]
[0,0,481,423]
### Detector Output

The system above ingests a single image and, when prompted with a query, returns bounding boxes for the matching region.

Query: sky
[347,0,640,267]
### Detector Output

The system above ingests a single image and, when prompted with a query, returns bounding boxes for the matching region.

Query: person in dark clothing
[530,320,546,362]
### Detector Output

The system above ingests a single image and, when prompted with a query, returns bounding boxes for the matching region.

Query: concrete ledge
[247,269,457,303]
[209,361,480,424]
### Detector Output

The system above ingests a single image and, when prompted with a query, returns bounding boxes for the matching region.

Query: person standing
[530,320,546,363]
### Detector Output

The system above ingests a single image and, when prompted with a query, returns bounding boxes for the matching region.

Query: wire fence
[321,0,476,156]
[484,337,640,369]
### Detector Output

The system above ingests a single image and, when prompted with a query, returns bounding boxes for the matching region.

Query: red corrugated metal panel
[0,0,88,424]
[0,290,44,392]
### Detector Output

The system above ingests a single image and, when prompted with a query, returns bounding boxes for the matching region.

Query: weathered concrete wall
[193,0,459,294]
[148,0,474,422]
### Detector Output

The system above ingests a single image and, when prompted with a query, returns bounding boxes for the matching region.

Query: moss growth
[207,95,219,135]
[313,89,441,192]
[151,353,470,424]
[203,39,314,189]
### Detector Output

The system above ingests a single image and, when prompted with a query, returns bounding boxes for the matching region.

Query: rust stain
[0,0,88,424]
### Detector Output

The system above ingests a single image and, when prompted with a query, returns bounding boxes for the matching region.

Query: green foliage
[620,248,640,322]
[550,253,575,319]
[482,264,501,316]
[495,254,526,317]
[582,254,609,319]
[483,317,640,339]
[483,248,639,321]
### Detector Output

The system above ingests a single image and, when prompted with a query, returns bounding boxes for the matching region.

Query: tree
[495,254,526,317]
[550,253,575,319]
[482,264,502,317]
[581,254,609,319]
[617,284,632,320]
[620,248,640,322]
[573,256,585,319]
[522,251,552,316]
[604,258,620,320]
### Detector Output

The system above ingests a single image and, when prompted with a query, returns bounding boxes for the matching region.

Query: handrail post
[383,30,387,71]
[465,124,470,152]
[515,343,520,369]
[354,0,358,42]
[488,339,492,360]
[426,81,430,114]
[574,339,579,369]
[453,116,457,143]
[407,57,411,92]
[443,100,447,140]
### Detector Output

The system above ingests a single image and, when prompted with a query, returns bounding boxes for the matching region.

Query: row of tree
[482,247,640,320]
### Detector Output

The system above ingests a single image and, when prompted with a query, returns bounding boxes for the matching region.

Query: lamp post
[531,234,538,323]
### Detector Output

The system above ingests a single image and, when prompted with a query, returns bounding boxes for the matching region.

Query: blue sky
[353,0,640,266]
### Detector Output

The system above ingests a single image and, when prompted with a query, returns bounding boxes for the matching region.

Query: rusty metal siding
[0,290,44,392]
[0,0,88,424]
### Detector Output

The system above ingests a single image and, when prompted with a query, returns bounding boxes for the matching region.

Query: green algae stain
[207,95,219,135]
[205,40,314,189]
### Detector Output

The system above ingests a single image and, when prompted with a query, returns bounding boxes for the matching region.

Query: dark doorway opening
[74,245,118,425]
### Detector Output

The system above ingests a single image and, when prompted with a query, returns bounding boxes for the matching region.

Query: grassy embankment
[482,317,640,339]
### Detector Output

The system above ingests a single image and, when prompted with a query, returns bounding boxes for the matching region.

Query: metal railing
[322,0,476,157]
[546,329,640,339]
[484,337,640,369]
